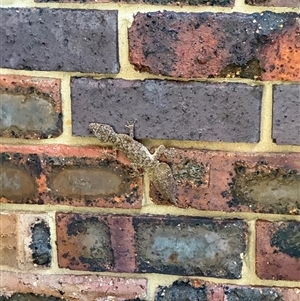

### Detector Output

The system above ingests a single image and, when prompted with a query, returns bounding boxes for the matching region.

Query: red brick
[155,280,300,301]
[0,212,51,270]
[0,271,147,301]
[150,150,300,214]
[245,0,300,7]
[0,145,142,208]
[0,75,62,139]
[129,11,299,81]
[256,220,300,281]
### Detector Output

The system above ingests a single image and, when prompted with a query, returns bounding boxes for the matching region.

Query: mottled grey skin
[89,123,177,205]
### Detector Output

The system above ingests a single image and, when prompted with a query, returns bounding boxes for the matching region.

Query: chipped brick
[129,11,299,80]
[72,78,262,143]
[0,8,119,73]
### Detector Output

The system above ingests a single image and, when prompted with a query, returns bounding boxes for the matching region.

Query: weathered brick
[0,213,17,268]
[0,75,62,139]
[155,280,300,301]
[0,145,142,208]
[273,84,300,146]
[56,213,136,273]
[72,78,262,142]
[245,0,300,7]
[150,150,300,214]
[129,11,299,81]
[0,271,147,301]
[256,220,300,281]
[133,215,247,278]
[0,8,119,73]
[35,0,234,6]
[0,213,51,270]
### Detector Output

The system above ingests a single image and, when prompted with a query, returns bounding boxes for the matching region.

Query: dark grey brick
[0,8,119,73]
[72,78,262,142]
[133,216,247,278]
[272,84,300,145]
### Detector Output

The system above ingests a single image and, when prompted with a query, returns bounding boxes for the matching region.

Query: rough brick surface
[129,12,300,80]
[72,78,262,142]
[0,271,147,301]
[56,213,247,277]
[150,149,300,214]
[0,213,51,270]
[256,220,300,281]
[273,84,300,146]
[35,0,234,6]
[0,145,142,208]
[245,0,300,7]
[133,215,247,278]
[0,8,119,73]
[0,75,62,139]
[155,280,300,301]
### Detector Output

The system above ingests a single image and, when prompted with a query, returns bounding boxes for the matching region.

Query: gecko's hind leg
[125,120,136,138]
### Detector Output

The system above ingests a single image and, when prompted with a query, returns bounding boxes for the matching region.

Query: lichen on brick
[227,161,300,214]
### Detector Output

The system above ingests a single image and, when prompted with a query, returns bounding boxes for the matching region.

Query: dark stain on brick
[0,152,38,203]
[155,279,207,301]
[227,161,300,214]
[45,156,141,207]
[129,11,299,80]
[270,222,300,258]
[0,293,64,301]
[29,220,52,266]
[66,215,114,271]
[224,286,284,301]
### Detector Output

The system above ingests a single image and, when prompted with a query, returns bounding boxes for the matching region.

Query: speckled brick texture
[155,280,300,301]
[0,145,142,208]
[0,75,62,139]
[0,8,119,73]
[256,220,300,281]
[35,0,234,6]
[129,11,300,81]
[272,84,300,146]
[245,0,300,7]
[71,78,262,143]
[0,271,147,301]
[55,213,247,277]
[150,149,300,214]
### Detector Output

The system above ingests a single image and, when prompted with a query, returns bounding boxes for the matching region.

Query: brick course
[129,12,300,80]
[245,0,300,7]
[71,78,262,142]
[0,145,142,208]
[0,8,119,73]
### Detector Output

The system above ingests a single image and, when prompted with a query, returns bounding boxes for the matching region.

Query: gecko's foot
[125,120,136,138]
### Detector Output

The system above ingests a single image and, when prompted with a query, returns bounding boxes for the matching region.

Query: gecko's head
[89,123,115,142]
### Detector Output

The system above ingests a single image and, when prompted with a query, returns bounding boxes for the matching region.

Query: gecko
[89,122,177,205]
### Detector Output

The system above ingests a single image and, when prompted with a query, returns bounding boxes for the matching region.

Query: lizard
[89,122,177,205]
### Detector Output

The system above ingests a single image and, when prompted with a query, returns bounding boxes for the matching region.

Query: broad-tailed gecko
[89,122,177,205]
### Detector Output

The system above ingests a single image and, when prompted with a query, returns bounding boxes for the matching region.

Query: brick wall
[0,0,299,300]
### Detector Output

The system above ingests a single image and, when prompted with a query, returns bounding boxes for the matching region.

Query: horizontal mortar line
[2,138,300,153]
[1,204,299,222]
[0,266,299,288]
[1,1,299,14]
[1,67,299,86]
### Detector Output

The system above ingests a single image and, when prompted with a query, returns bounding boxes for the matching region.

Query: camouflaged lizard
[89,122,177,205]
